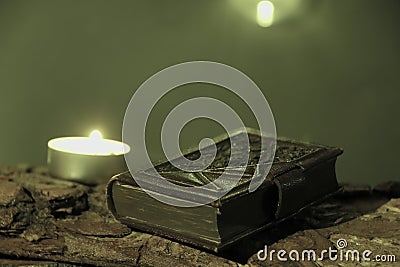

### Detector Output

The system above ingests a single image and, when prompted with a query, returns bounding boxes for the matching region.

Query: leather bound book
[107,129,343,252]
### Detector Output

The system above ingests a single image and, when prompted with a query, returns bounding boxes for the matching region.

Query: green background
[0,0,399,185]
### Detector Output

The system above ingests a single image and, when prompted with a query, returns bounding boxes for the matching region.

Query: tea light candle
[47,130,130,184]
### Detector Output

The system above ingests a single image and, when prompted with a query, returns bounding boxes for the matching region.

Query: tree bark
[0,164,399,266]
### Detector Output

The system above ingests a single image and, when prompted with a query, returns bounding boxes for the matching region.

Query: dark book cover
[107,129,343,252]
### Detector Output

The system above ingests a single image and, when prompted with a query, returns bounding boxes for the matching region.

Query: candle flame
[89,130,103,141]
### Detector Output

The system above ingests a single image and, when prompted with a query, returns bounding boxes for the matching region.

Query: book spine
[106,174,119,220]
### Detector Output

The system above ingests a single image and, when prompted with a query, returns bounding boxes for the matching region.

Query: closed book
[107,129,342,252]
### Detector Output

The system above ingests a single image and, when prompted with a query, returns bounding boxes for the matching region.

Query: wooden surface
[0,164,399,266]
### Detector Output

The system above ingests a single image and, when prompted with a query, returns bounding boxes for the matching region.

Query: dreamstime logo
[336,238,348,249]
[122,61,276,207]
[257,238,397,263]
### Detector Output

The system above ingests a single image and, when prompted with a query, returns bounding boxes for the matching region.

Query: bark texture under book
[0,164,399,266]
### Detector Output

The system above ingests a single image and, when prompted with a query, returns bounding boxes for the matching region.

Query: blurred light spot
[257,1,274,27]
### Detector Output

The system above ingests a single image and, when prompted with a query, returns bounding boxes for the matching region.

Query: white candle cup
[47,130,130,184]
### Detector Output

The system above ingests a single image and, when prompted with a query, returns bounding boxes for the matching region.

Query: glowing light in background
[231,0,304,28]
[257,1,274,27]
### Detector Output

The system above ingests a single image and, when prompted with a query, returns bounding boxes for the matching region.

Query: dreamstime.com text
[257,239,396,263]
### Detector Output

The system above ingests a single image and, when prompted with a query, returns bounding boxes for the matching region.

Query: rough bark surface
[0,164,398,266]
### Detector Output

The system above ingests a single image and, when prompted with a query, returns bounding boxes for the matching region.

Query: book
[106,129,342,252]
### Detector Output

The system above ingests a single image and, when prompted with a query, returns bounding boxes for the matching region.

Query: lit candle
[47,130,130,184]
